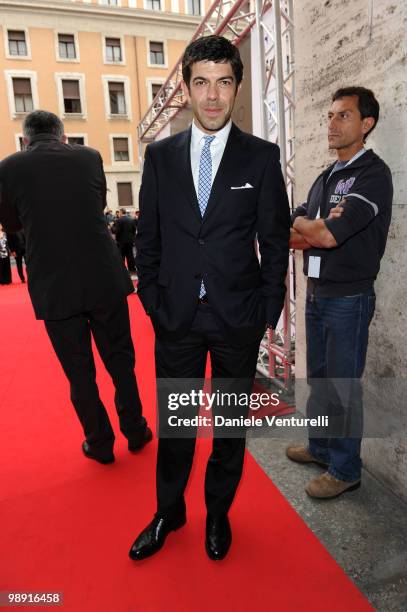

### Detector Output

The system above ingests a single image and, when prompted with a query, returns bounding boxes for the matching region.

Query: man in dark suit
[113,208,137,273]
[129,36,290,561]
[0,110,151,464]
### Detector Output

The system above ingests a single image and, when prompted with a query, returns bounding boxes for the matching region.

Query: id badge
[308,256,321,279]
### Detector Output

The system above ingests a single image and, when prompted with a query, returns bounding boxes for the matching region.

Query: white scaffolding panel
[252,0,296,391]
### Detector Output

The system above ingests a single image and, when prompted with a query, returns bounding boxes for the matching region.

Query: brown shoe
[305,472,361,499]
[285,445,328,467]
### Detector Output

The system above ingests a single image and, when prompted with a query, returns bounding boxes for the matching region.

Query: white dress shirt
[190,119,232,197]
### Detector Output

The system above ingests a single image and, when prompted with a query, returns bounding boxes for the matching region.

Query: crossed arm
[290,200,345,250]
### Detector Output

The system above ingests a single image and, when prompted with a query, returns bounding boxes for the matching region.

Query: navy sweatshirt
[292,149,393,297]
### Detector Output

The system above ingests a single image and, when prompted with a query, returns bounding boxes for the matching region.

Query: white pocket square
[230,183,254,190]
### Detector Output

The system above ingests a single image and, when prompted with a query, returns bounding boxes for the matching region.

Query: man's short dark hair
[182,35,243,89]
[23,110,64,141]
[332,86,380,141]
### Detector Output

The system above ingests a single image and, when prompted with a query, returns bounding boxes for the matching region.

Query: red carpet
[0,271,372,611]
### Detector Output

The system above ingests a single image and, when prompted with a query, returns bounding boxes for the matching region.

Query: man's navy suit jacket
[136,123,291,346]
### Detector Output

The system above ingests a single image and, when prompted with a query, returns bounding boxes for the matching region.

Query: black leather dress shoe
[205,514,232,561]
[129,514,186,560]
[82,441,115,464]
[128,427,153,452]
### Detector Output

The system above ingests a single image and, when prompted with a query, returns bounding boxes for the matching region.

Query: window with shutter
[62,80,82,113]
[117,182,133,207]
[8,31,27,56]
[151,83,162,99]
[149,41,164,65]
[187,0,200,15]
[13,78,33,113]
[146,0,161,10]
[106,37,122,62]
[113,137,129,161]
[108,81,126,115]
[58,34,76,59]
[67,136,85,145]
[151,83,163,109]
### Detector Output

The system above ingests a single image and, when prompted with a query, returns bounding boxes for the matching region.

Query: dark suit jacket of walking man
[0,110,151,465]
[130,35,290,562]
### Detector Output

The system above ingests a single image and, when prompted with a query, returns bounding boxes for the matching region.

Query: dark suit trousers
[155,302,262,519]
[0,256,12,284]
[44,299,146,456]
[14,253,25,281]
[118,242,136,272]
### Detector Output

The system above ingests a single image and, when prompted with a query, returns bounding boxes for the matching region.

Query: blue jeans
[306,290,376,482]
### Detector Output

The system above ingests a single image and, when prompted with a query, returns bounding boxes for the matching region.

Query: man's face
[182,60,240,133]
[327,96,374,151]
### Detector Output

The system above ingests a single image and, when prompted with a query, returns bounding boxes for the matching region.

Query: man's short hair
[182,35,243,89]
[120,208,127,215]
[332,86,380,140]
[23,110,64,142]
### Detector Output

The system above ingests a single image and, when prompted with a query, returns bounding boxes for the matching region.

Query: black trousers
[14,253,25,281]
[155,302,262,519]
[0,256,12,284]
[45,299,146,457]
[118,242,136,272]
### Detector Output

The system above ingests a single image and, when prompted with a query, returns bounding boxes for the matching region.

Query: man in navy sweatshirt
[286,87,393,499]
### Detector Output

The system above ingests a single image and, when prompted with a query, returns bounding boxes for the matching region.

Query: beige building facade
[0,0,208,209]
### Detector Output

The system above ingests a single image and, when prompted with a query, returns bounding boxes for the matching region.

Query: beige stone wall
[293,0,407,501]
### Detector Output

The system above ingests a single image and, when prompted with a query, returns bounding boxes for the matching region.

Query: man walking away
[0,110,152,464]
[113,208,137,275]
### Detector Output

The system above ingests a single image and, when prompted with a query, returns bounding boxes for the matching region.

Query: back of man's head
[120,208,127,216]
[23,110,64,143]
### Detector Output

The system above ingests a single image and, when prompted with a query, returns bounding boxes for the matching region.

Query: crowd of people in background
[106,208,140,276]
[0,224,26,285]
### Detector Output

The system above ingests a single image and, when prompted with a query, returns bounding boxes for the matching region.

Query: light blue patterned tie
[197,135,215,298]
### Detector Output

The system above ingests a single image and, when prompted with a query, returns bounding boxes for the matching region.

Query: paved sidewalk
[248,423,407,612]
